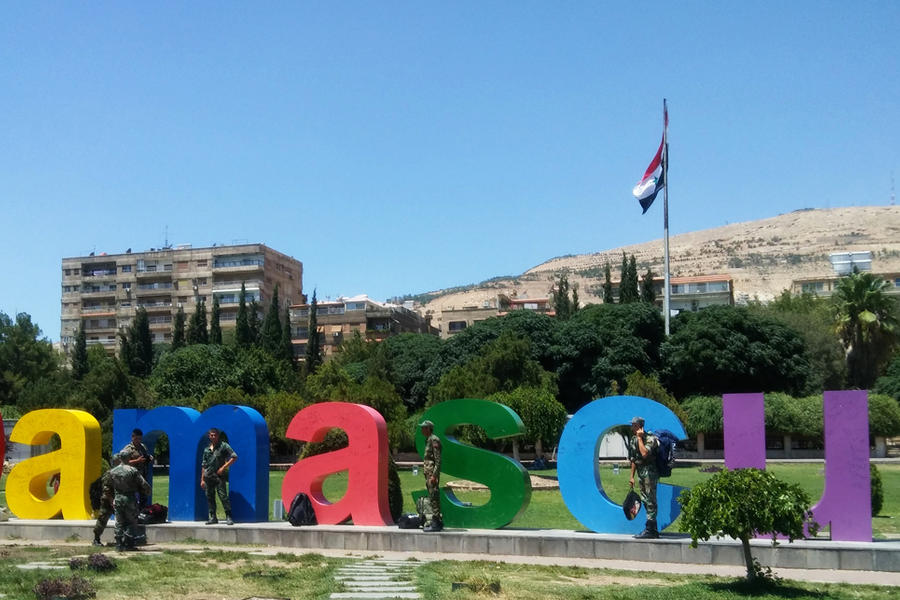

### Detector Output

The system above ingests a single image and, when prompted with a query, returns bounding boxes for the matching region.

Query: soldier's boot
[225,512,234,526]
[634,518,659,539]
[424,517,443,532]
[115,536,125,551]
[205,513,218,525]
[92,534,102,546]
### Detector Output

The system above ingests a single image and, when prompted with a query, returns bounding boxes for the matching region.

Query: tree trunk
[741,536,756,581]
[534,438,544,460]
[511,439,520,463]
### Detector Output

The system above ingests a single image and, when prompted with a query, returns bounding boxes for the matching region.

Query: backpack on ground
[653,429,678,477]
[287,492,317,526]
[138,503,168,525]
[397,513,423,529]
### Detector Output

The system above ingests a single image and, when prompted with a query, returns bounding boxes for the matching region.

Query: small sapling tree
[678,468,817,582]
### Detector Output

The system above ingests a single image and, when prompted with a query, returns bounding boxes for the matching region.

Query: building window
[196,260,207,268]
[121,283,131,290]
[64,269,71,276]
[801,282,826,293]
[121,265,132,273]
[74,269,80,275]
[198,278,207,285]
[448,321,467,332]
[175,261,189,271]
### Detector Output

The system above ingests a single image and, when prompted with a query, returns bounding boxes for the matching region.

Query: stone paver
[331,559,422,599]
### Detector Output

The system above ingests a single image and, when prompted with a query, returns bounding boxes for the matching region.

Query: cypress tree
[197,299,209,344]
[627,256,640,302]
[305,290,322,374]
[172,305,186,350]
[71,321,88,380]
[210,295,222,345]
[619,254,640,303]
[602,262,614,304]
[235,283,251,348]
[248,299,261,346]
[125,308,153,376]
[641,267,657,303]
[280,305,295,363]
[187,297,208,344]
[261,284,282,354]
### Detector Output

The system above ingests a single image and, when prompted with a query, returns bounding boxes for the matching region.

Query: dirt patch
[447,475,559,490]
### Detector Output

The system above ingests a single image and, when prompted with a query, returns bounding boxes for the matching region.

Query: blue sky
[1,2,898,341]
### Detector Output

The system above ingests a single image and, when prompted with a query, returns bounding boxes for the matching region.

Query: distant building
[61,244,302,353]
[791,251,899,298]
[606,274,734,313]
[289,295,437,359]
[439,294,554,338]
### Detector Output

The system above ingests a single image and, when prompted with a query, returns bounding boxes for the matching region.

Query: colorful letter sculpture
[282,403,394,525]
[0,410,5,465]
[414,398,531,529]
[558,395,688,534]
[6,409,101,519]
[114,405,270,522]
[723,390,872,541]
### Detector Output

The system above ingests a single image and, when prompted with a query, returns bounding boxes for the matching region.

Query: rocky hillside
[420,206,900,319]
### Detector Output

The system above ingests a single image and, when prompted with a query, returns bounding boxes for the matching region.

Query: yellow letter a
[7,409,101,520]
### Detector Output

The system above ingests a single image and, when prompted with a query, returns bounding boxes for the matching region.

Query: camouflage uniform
[628,431,659,523]
[201,440,237,521]
[120,441,153,509]
[423,433,442,526]
[107,463,151,549]
[92,471,115,544]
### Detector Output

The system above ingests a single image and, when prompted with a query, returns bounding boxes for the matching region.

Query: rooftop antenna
[164,225,169,249]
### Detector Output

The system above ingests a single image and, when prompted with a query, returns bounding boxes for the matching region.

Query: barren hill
[420,206,900,319]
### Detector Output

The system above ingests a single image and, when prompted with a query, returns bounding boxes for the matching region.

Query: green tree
[551,273,578,320]
[71,321,88,380]
[640,268,656,304]
[305,290,322,374]
[831,271,899,388]
[623,370,686,424]
[874,351,900,402]
[235,283,251,348]
[171,305,186,351]
[490,387,567,458]
[248,299,261,346]
[661,305,810,399]
[280,306,295,363]
[187,298,209,345]
[679,468,817,581]
[383,332,443,409]
[210,295,222,345]
[261,284,282,355]
[0,312,58,406]
[123,308,153,377]
[602,262,614,304]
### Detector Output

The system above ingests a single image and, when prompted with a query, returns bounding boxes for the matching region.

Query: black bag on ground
[126,524,147,546]
[397,513,423,529]
[138,503,168,525]
[287,492,317,526]
[622,490,642,521]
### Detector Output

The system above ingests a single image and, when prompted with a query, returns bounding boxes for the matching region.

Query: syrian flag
[632,106,668,214]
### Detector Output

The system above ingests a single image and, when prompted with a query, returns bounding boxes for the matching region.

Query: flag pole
[662,98,671,336]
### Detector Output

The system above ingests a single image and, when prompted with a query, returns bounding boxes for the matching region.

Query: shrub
[868,393,900,437]
[34,575,96,600]
[678,468,817,581]
[871,463,884,516]
[69,553,116,573]
[681,396,723,436]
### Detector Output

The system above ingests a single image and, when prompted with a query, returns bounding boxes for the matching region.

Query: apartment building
[289,295,436,359]
[791,251,899,299]
[439,294,554,338]
[61,244,302,352]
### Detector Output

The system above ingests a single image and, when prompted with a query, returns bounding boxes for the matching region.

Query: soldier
[107,451,152,551]
[628,416,660,539]
[120,428,154,509]
[419,420,443,532]
[200,427,237,525]
[92,458,117,546]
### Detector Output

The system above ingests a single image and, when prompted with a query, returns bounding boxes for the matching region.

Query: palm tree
[832,271,899,388]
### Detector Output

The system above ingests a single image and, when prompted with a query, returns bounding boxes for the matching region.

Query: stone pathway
[330,558,424,599]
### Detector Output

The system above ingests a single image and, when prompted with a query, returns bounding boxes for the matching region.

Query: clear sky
[1,2,898,341]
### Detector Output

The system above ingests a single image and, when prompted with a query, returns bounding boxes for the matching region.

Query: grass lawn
[0,544,894,600]
[3,462,898,537]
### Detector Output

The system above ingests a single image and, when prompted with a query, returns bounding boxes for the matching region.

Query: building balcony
[212,259,264,272]
[137,301,173,311]
[80,289,117,298]
[81,306,116,314]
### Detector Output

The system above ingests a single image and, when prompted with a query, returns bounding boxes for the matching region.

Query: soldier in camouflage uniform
[628,416,660,539]
[107,451,152,550]
[92,458,117,546]
[419,420,443,532]
[200,427,237,525]
[120,428,154,509]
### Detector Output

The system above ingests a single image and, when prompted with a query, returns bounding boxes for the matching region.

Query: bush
[869,393,900,437]
[681,396,723,436]
[871,463,884,516]
[678,468,817,581]
[69,553,117,573]
[34,575,96,600]
[387,457,403,522]
[764,393,823,436]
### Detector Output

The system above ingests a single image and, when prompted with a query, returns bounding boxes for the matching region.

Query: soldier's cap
[419,419,434,428]
[631,416,645,426]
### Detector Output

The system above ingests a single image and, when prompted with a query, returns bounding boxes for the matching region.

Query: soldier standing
[120,428,154,509]
[628,416,660,539]
[200,427,237,525]
[419,420,443,532]
[107,451,152,550]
